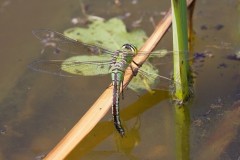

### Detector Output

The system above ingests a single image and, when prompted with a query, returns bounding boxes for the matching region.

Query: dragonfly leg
[130,60,142,76]
[132,60,142,68]
[130,65,138,76]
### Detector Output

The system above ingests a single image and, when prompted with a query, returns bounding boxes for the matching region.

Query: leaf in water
[61,18,170,92]
[128,62,159,92]
[61,54,170,92]
[61,55,112,76]
[64,18,147,51]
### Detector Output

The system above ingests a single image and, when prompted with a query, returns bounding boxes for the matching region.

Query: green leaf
[61,55,111,76]
[129,62,160,92]
[62,18,163,92]
[64,18,147,51]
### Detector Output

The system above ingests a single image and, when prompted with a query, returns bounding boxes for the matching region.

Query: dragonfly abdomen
[110,49,134,136]
[111,70,125,136]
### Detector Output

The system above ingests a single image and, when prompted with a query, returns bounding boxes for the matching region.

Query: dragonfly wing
[32,29,114,55]
[136,50,193,66]
[61,55,112,76]
[127,61,174,92]
[29,55,112,77]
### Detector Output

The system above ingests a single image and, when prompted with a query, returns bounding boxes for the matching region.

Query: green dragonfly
[31,29,180,136]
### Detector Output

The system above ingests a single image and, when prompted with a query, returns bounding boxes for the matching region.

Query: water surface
[0,0,239,159]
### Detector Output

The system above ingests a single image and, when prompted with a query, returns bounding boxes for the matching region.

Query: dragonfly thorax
[110,51,129,72]
[110,44,137,71]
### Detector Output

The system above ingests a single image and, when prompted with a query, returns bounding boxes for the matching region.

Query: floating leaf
[62,18,167,92]
[64,18,147,51]
[129,62,160,92]
[61,55,111,76]
[61,54,162,92]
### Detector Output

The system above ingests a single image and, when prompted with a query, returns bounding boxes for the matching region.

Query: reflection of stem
[174,104,190,160]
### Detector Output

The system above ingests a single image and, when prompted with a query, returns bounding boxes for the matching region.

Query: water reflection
[66,90,171,159]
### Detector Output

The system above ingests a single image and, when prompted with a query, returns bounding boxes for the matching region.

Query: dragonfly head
[122,44,137,54]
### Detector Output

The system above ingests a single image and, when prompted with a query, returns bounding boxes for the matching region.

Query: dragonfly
[31,29,180,136]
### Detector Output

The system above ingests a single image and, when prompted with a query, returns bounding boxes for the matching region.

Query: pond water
[0,0,239,159]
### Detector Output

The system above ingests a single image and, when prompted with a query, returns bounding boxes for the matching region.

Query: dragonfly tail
[112,77,125,137]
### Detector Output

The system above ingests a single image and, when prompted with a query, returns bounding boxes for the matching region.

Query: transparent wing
[136,50,194,66]
[32,29,115,76]
[32,29,196,78]
[127,61,177,92]
[32,29,114,55]
[29,55,113,77]
[33,29,193,63]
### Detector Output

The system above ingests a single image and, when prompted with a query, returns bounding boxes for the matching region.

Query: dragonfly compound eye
[122,44,137,53]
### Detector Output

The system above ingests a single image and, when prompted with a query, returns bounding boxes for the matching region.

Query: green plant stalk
[174,104,190,160]
[171,0,190,102]
[171,0,190,160]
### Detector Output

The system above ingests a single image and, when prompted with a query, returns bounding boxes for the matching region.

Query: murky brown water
[0,0,239,159]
